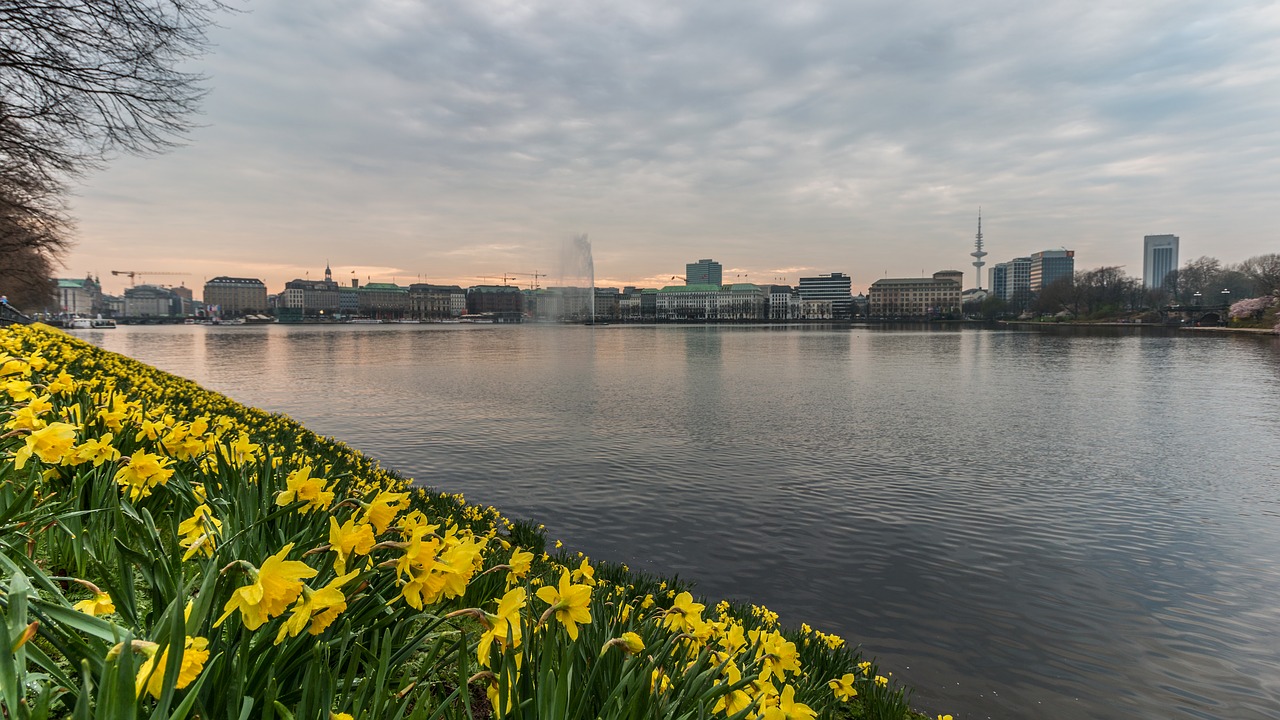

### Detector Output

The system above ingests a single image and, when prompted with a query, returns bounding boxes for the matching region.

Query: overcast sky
[65,0,1280,295]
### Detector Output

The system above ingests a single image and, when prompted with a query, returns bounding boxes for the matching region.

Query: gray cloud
[70,0,1280,292]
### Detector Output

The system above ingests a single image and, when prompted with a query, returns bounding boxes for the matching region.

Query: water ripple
[79,324,1280,720]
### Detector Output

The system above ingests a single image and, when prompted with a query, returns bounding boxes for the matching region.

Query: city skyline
[57,1,1280,296]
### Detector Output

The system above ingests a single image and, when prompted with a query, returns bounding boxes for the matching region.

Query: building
[798,273,854,319]
[339,286,359,315]
[55,275,106,315]
[357,283,409,319]
[656,284,721,320]
[1029,250,1075,292]
[765,285,798,320]
[655,283,766,320]
[466,285,524,317]
[282,278,340,316]
[719,283,766,319]
[989,257,1032,303]
[594,288,622,321]
[408,284,465,319]
[1143,234,1180,289]
[868,271,964,318]
[203,277,267,317]
[123,285,183,317]
[685,259,723,286]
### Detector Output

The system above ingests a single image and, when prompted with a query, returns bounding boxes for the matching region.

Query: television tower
[970,209,987,289]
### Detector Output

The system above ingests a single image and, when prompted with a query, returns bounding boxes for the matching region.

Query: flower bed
[0,324,931,720]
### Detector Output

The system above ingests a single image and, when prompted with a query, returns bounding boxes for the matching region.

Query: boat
[67,316,116,329]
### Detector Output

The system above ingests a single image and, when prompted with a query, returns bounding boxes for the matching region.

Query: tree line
[976,253,1280,320]
[1,0,226,310]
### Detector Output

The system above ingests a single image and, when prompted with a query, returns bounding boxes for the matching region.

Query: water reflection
[76,324,1280,720]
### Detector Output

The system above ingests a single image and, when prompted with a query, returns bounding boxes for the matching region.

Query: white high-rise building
[1143,235,1180,289]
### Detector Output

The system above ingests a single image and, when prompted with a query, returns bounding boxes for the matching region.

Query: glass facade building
[797,272,854,319]
[1029,250,1075,292]
[1143,234,1180,289]
[685,259,723,286]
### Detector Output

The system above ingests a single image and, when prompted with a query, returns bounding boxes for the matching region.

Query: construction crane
[111,270,191,286]
[505,271,546,290]
[475,275,517,286]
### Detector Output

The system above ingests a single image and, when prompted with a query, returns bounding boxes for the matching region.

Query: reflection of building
[56,275,106,315]
[1029,250,1074,292]
[868,271,963,318]
[1143,234,1179,289]
[203,277,267,316]
[685,259,723,286]
[798,272,853,319]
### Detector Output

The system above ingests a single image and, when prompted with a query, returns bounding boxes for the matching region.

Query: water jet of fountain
[557,233,594,323]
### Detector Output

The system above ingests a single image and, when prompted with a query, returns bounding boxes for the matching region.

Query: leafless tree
[1237,253,1280,296]
[0,0,228,270]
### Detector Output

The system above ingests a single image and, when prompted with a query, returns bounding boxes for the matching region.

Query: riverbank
[1000,320,1278,335]
[0,324,929,720]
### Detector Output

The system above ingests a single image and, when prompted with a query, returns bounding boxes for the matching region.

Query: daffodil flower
[216,543,318,630]
[535,569,592,640]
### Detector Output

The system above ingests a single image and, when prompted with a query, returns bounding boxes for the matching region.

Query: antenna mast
[970,208,987,289]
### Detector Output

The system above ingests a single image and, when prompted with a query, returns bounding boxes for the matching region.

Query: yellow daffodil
[13,421,77,469]
[535,569,592,640]
[364,489,409,535]
[135,636,210,699]
[228,432,261,466]
[7,404,47,432]
[73,591,115,617]
[178,504,223,560]
[505,547,534,587]
[477,587,526,666]
[46,370,75,395]
[751,629,802,682]
[571,557,596,586]
[760,684,816,720]
[113,451,175,501]
[663,591,705,634]
[66,433,121,468]
[274,569,359,644]
[276,465,334,513]
[829,673,858,702]
[216,543,318,630]
[328,516,376,574]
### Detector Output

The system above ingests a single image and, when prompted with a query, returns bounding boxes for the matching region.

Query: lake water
[76,323,1280,719]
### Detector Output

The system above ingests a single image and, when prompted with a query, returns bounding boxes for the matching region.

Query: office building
[868,271,963,318]
[685,259,723,286]
[203,277,267,316]
[989,257,1032,303]
[1029,250,1075,292]
[797,272,854,319]
[1143,234,1180,289]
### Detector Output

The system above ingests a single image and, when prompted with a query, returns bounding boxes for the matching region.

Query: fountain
[555,233,595,322]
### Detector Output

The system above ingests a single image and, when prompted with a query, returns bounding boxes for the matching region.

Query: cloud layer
[69,0,1280,293]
